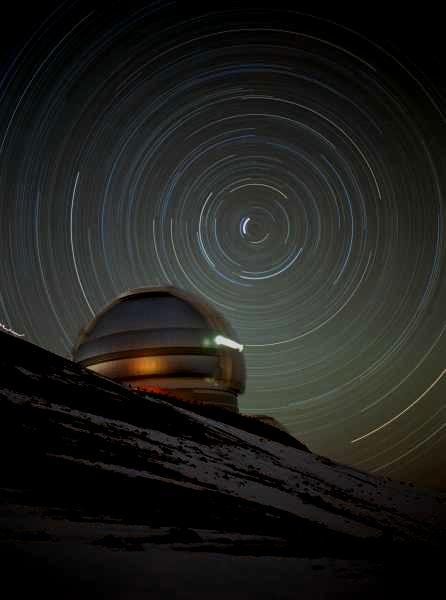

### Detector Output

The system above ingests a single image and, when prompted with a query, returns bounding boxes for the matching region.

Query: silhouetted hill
[0,330,444,598]
[129,388,310,452]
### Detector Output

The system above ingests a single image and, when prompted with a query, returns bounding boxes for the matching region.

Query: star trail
[1,2,446,489]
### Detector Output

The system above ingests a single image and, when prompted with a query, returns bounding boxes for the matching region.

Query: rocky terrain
[0,330,444,598]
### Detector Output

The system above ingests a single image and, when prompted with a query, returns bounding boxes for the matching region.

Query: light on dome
[215,335,244,352]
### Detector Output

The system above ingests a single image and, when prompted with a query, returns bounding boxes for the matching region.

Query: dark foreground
[0,331,444,598]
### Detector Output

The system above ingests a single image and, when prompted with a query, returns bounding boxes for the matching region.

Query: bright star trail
[1,2,446,489]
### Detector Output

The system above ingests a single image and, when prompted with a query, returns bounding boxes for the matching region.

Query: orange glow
[128,357,167,376]
[141,386,170,395]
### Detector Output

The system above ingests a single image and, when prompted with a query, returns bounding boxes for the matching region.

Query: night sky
[1,1,446,490]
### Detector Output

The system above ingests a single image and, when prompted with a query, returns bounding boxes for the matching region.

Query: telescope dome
[72,286,245,411]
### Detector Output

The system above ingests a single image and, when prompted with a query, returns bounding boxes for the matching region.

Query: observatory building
[73,286,245,411]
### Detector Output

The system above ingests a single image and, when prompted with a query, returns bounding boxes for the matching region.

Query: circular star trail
[1,2,446,489]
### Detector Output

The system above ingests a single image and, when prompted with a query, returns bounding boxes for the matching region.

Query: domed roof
[73,286,245,410]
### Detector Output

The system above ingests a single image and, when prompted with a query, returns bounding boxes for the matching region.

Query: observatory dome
[72,287,245,411]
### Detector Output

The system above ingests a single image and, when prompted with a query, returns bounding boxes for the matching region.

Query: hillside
[0,330,444,598]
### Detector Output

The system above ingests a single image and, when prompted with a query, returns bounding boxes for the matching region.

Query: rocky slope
[0,330,444,597]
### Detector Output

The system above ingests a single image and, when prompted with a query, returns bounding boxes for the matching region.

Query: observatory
[73,286,245,411]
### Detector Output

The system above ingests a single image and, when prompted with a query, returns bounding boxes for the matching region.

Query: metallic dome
[72,286,245,411]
